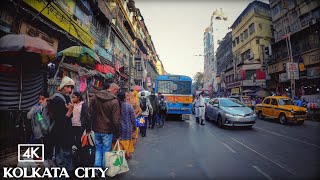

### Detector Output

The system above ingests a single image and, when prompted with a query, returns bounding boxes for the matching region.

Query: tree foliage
[193,72,204,90]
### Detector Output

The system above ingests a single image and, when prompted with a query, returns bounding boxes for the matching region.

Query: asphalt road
[117,115,320,180]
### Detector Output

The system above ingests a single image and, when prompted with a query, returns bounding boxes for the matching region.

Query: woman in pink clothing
[71,92,90,150]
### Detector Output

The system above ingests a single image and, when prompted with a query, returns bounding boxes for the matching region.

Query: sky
[134,0,269,78]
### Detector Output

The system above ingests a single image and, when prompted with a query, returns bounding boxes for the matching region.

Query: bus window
[158,80,191,95]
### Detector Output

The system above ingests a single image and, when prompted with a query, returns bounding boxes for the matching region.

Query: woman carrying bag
[71,92,93,167]
[116,91,137,160]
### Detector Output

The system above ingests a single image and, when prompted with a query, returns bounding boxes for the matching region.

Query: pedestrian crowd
[26,76,168,177]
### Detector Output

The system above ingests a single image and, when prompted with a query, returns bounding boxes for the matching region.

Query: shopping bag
[105,140,129,177]
[135,116,146,127]
[81,130,95,147]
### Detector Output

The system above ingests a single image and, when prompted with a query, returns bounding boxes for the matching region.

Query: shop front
[267,48,320,99]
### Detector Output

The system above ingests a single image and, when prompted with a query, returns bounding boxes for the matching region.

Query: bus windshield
[157,80,191,95]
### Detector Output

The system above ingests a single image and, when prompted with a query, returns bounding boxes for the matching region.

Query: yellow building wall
[156,60,164,75]
[24,0,94,49]
[232,9,272,68]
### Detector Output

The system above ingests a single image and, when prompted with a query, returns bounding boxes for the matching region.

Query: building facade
[216,32,233,97]
[203,27,213,91]
[0,0,164,91]
[229,1,272,95]
[268,0,320,101]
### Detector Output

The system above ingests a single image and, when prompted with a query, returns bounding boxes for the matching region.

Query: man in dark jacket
[49,76,75,173]
[148,92,159,129]
[90,83,121,169]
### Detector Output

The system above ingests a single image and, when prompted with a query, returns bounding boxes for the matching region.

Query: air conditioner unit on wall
[249,53,254,60]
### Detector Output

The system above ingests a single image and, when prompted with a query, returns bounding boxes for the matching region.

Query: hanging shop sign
[279,73,289,82]
[19,21,59,52]
[94,44,112,62]
[114,35,129,66]
[286,62,299,80]
[303,49,320,66]
[24,0,94,48]
[226,81,241,89]
[299,63,306,71]
[231,88,240,94]
[307,66,320,79]
[0,8,14,33]
[268,60,288,74]
[216,77,221,84]
[242,80,266,87]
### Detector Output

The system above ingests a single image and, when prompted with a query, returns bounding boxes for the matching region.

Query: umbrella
[0,34,56,63]
[54,46,101,82]
[132,85,144,92]
[254,90,271,98]
[0,34,56,110]
[57,46,101,65]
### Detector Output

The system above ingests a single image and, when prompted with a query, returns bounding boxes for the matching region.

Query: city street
[119,115,320,179]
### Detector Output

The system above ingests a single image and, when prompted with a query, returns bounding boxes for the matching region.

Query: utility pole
[280,0,295,98]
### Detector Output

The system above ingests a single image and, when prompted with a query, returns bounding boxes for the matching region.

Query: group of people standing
[27,76,168,177]
[137,91,168,137]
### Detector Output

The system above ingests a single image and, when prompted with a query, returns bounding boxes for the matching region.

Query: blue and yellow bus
[155,75,193,118]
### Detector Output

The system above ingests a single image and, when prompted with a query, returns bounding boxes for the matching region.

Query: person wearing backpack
[139,91,153,137]
[147,92,159,129]
[27,91,49,143]
[158,95,168,128]
[48,76,75,174]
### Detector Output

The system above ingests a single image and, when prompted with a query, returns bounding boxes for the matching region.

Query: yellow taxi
[255,96,307,125]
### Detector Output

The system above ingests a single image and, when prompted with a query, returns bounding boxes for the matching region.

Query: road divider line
[204,127,238,154]
[231,137,296,176]
[222,142,237,153]
[255,127,320,149]
[252,165,272,180]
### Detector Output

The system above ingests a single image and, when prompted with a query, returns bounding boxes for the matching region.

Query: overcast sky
[134,0,269,78]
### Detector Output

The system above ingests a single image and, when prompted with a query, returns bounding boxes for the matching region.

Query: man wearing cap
[49,76,75,173]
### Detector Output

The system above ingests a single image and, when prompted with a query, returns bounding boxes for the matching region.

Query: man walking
[193,95,200,124]
[198,91,206,125]
[49,76,75,173]
[90,83,121,171]
[147,92,159,129]
[139,91,153,137]
[158,95,168,128]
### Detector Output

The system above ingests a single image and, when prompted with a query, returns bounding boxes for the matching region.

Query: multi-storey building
[203,27,213,91]
[156,59,165,75]
[268,0,320,101]
[0,0,163,155]
[216,32,233,97]
[229,1,272,95]
[1,0,163,89]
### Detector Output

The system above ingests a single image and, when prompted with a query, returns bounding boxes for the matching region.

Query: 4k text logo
[18,144,44,162]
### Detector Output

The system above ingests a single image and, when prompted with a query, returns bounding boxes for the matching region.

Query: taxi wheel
[279,113,287,125]
[297,121,304,125]
[258,111,264,120]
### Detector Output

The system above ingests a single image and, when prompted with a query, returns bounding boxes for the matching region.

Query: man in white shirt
[198,91,206,125]
[193,95,200,124]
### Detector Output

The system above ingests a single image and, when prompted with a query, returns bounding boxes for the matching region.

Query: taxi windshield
[278,98,294,105]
